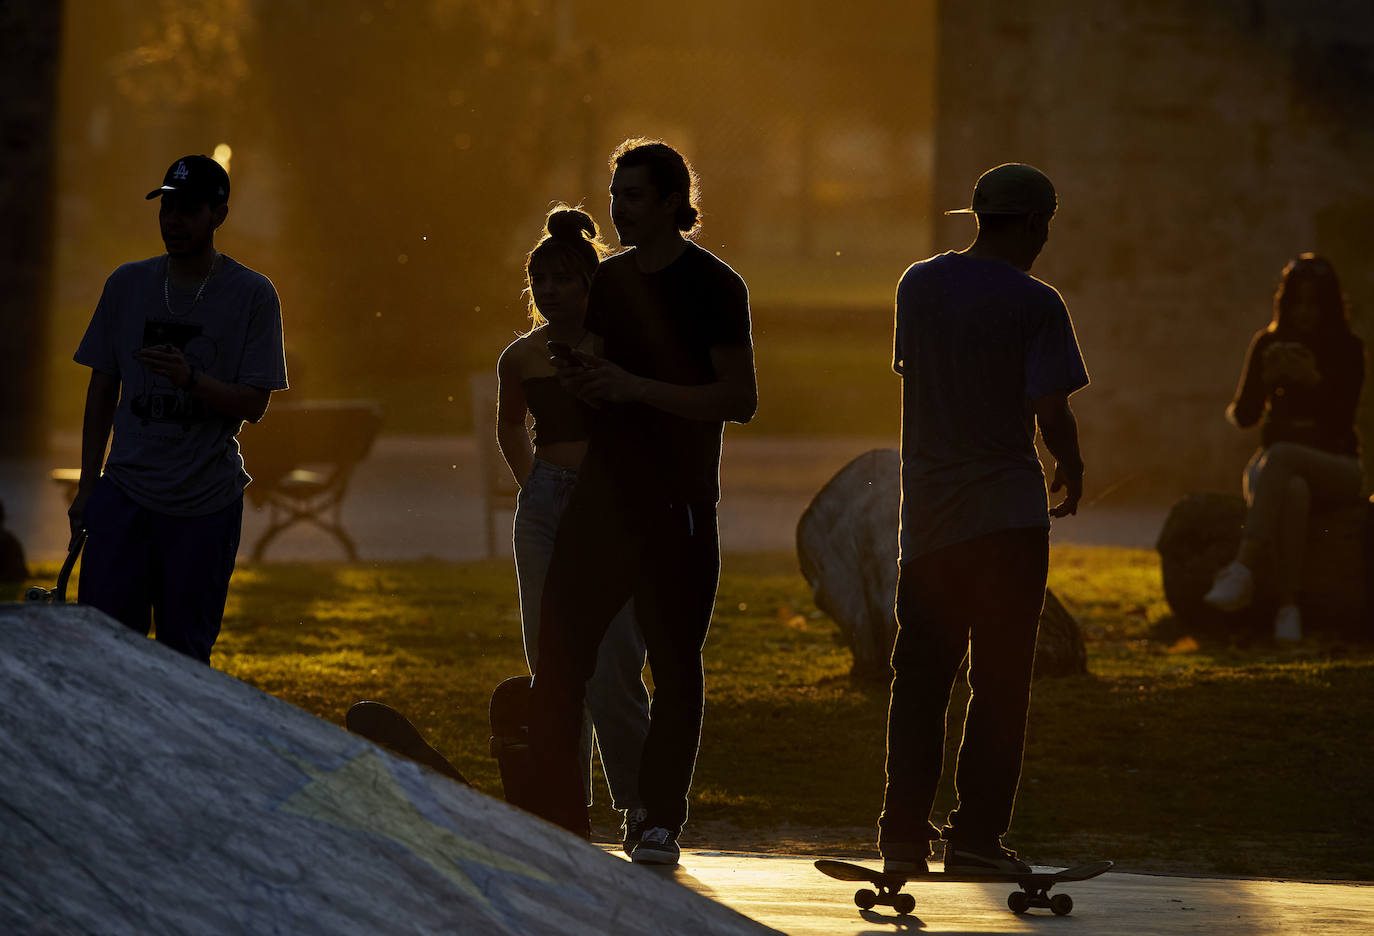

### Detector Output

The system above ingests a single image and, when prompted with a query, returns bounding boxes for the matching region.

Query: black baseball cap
[146,155,230,204]
[945,163,1056,216]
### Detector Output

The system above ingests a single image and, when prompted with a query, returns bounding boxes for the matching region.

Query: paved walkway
[2,434,1167,563]
[658,850,1374,936]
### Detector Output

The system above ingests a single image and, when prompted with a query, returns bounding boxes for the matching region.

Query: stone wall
[933,0,1374,500]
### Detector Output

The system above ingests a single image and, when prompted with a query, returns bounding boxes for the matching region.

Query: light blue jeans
[514,459,650,810]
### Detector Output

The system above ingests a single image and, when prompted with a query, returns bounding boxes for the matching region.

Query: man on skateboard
[68,155,288,663]
[878,164,1089,874]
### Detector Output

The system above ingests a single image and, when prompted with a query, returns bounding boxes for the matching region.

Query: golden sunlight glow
[212,142,232,173]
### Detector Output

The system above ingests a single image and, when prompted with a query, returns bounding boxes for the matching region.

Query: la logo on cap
[173,161,190,180]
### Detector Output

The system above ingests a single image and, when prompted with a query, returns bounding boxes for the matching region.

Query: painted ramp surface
[0,606,776,936]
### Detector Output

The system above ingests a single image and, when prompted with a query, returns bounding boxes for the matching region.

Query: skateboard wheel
[1050,893,1073,916]
[855,889,878,910]
[893,893,916,915]
[1007,891,1031,913]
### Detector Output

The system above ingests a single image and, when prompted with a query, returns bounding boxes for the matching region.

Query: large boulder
[1156,492,1372,637]
[0,605,774,936]
[796,449,1087,681]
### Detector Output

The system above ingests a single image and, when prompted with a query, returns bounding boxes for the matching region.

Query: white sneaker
[1274,604,1302,641]
[1203,561,1254,612]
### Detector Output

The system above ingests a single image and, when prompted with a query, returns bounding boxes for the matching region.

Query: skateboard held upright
[489,675,538,809]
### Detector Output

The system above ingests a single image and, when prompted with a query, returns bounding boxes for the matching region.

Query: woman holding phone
[495,206,650,849]
[1203,253,1365,639]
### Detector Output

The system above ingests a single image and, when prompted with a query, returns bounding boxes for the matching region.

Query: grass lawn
[23,546,1374,881]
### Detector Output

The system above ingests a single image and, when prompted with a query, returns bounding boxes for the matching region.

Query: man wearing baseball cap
[877,163,1090,874]
[68,154,288,663]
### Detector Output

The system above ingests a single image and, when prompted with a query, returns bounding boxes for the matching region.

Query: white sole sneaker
[1274,604,1302,641]
[630,842,680,865]
[1203,561,1254,612]
[631,827,680,865]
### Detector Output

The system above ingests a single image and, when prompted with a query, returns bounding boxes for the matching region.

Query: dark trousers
[529,468,720,835]
[878,526,1048,851]
[77,477,242,664]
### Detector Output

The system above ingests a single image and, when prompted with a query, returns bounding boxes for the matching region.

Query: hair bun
[546,207,596,242]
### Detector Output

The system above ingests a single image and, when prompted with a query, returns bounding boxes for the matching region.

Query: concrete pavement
[660,850,1374,935]
[3,434,1166,563]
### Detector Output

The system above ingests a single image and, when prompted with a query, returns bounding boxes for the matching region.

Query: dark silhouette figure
[495,206,651,849]
[879,164,1089,875]
[1203,254,1365,640]
[0,499,29,593]
[69,155,288,663]
[527,140,758,865]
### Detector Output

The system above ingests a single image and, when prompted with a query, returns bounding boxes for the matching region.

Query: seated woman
[1204,253,1365,639]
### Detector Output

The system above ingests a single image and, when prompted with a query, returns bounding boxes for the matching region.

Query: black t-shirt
[583,242,752,504]
[1229,328,1364,457]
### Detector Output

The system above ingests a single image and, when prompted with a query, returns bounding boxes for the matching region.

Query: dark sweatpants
[77,477,242,664]
[878,526,1049,851]
[529,466,720,836]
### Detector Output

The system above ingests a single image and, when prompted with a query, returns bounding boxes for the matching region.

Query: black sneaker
[944,841,1031,873]
[621,807,649,856]
[630,826,680,866]
[882,856,929,875]
[880,842,931,875]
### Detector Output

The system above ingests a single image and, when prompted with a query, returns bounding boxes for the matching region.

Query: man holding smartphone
[69,154,287,663]
[528,139,757,865]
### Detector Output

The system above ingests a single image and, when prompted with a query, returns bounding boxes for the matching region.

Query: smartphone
[547,341,582,367]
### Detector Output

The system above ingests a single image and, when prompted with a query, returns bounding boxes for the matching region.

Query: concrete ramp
[0,605,776,935]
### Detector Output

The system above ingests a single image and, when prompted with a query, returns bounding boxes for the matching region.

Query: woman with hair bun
[1204,253,1366,639]
[495,206,649,848]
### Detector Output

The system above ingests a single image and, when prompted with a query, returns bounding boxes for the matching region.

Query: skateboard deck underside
[345,700,470,786]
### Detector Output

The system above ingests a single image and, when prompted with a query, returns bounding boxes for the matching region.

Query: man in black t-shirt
[529,140,757,865]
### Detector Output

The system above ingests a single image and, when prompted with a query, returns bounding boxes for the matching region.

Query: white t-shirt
[75,254,288,516]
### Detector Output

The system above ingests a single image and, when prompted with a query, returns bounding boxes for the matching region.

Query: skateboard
[345,700,470,786]
[26,529,86,604]
[814,857,1113,916]
[489,675,537,809]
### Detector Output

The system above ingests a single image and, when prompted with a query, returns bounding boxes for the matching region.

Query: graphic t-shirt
[74,254,288,516]
[583,242,752,504]
[894,251,1089,561]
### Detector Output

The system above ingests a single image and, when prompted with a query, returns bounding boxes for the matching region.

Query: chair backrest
[240,400,385,489]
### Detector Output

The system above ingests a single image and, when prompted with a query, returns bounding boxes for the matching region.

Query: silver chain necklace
[164,253,218,317]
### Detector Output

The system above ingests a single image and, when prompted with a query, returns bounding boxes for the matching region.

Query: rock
[796,449,1088,681]
[796,450,901,681]
[1036,589,1088,679]
[0,605,774,936]
[1156,492,1371,637]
